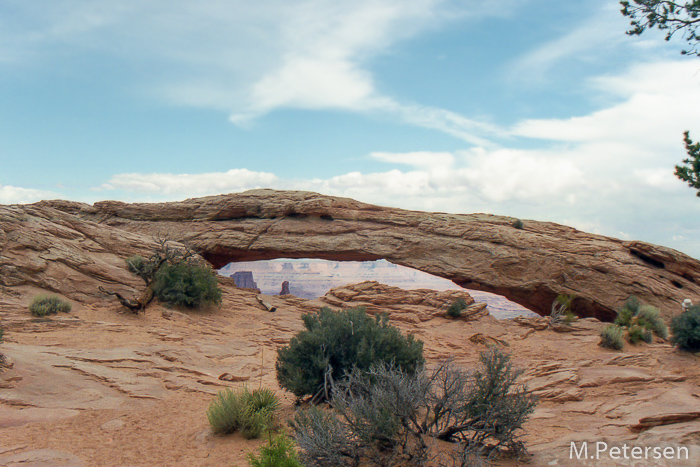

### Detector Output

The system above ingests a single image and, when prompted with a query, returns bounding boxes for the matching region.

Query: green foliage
[621,1,700,56]
[610,296,669,348]
[671,305,700,351]
[291,349,537,466]
[152,262,222,308]
[248,435,304,467]
[206,387,280,438]
[29,295,72,317]
[624,295,641,314]
[446,298,468,318]
[512,218,524,229]
[614,307,634,327]
[627,324,652,344]
[276,307,424,401]
[600,324,625,350]
[676,131,700,196]
[636,304,669,339]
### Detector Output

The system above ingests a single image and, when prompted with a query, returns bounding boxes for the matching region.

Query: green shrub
[636,305,668,339]
[446,298,468,318]
[671,305,700,352]
[152,262,222,308]
[625,295,641,314]
[248,435,303,467]
[291,348,536,465]
[29,295,72,317]
[276,307,424,401]
[600,324,624,350]
[206,387,280,438]
[512,219,524,229]
[627,324,652,344]
[614,307,634,327]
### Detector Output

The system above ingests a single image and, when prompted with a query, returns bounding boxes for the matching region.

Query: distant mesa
[230,271,258,290]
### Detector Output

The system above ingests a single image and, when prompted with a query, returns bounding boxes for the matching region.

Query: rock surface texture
[33,189,700,320]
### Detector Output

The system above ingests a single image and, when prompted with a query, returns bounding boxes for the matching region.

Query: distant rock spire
[280,280,290,295]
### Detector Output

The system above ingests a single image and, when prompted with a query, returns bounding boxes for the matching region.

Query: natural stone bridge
[36,189,700,321]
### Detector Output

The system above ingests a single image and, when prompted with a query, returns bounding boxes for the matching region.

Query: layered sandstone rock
[32,189,700,321]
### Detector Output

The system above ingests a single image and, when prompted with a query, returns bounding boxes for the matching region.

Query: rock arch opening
[218,258,535,320]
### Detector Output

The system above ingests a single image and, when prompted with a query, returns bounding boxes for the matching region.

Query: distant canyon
[219,259,535,319]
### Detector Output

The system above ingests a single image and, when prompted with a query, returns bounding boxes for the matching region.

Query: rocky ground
[1,280,698,467]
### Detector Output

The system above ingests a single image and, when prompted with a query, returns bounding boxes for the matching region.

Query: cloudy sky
[2,0,700,258]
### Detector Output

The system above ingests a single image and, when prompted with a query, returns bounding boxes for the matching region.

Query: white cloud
[0,185,55,204]
[101,169,278,195]
[0,0,510,145]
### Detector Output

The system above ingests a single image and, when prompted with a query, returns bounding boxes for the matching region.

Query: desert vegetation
[671,304,700,351]
[276,307,424,402]
[99,238,221,312]
[207,386,281,439]
[600,295,668,349]
[247,434,304,467]
[446,298,468,318]
[29,295,72,317]
[549,294,577,325]
[290,348,536,466]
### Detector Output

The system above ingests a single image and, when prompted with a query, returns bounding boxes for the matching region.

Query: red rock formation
[230,271,257,290]
[6,189,699,320]
[279,280,290,295]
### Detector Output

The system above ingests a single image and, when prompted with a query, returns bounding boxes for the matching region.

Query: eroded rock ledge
[12,189,695,321]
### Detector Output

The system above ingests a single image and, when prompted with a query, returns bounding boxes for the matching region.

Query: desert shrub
[614,307,634,327]
[446,298,468,318]
[290,406,357,467]
[636,305,668,339]
[627,324,652,344]
[276,307,424,401]
[206,387,280,438]
[512,219,524,229]
[610,296,669,348]
[291,348,536,466]
[550,294,577,325]
[248,434,304,467]
[29,295,72,317]
[671,305,700,352]
[152,261,222,308]
[599,324,624,350]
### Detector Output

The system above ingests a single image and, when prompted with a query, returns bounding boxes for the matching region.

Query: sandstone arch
[41,189,700,321]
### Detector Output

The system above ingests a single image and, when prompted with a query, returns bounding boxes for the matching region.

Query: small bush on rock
[671,305,700,352]
[276,307,424,401]
[248,434,304,467]
[152,262,222,308]
[446,298,468,318]
[206,387,280,438]
[609,296,669,349]
[600,324,624,350]
[512,219,524,229]
[29,295,72,317]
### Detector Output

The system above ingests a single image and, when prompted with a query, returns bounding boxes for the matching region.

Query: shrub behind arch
[276,307,424,400]
[152,262,222,308]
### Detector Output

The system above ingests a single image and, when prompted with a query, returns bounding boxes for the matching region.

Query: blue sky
[2,0,700,258]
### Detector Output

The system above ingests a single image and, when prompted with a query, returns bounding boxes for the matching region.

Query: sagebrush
[599,324,625,350]
[276,307,424,401]
[446,298,468,318]
[29,295,72,317]
[291,348,537,466]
